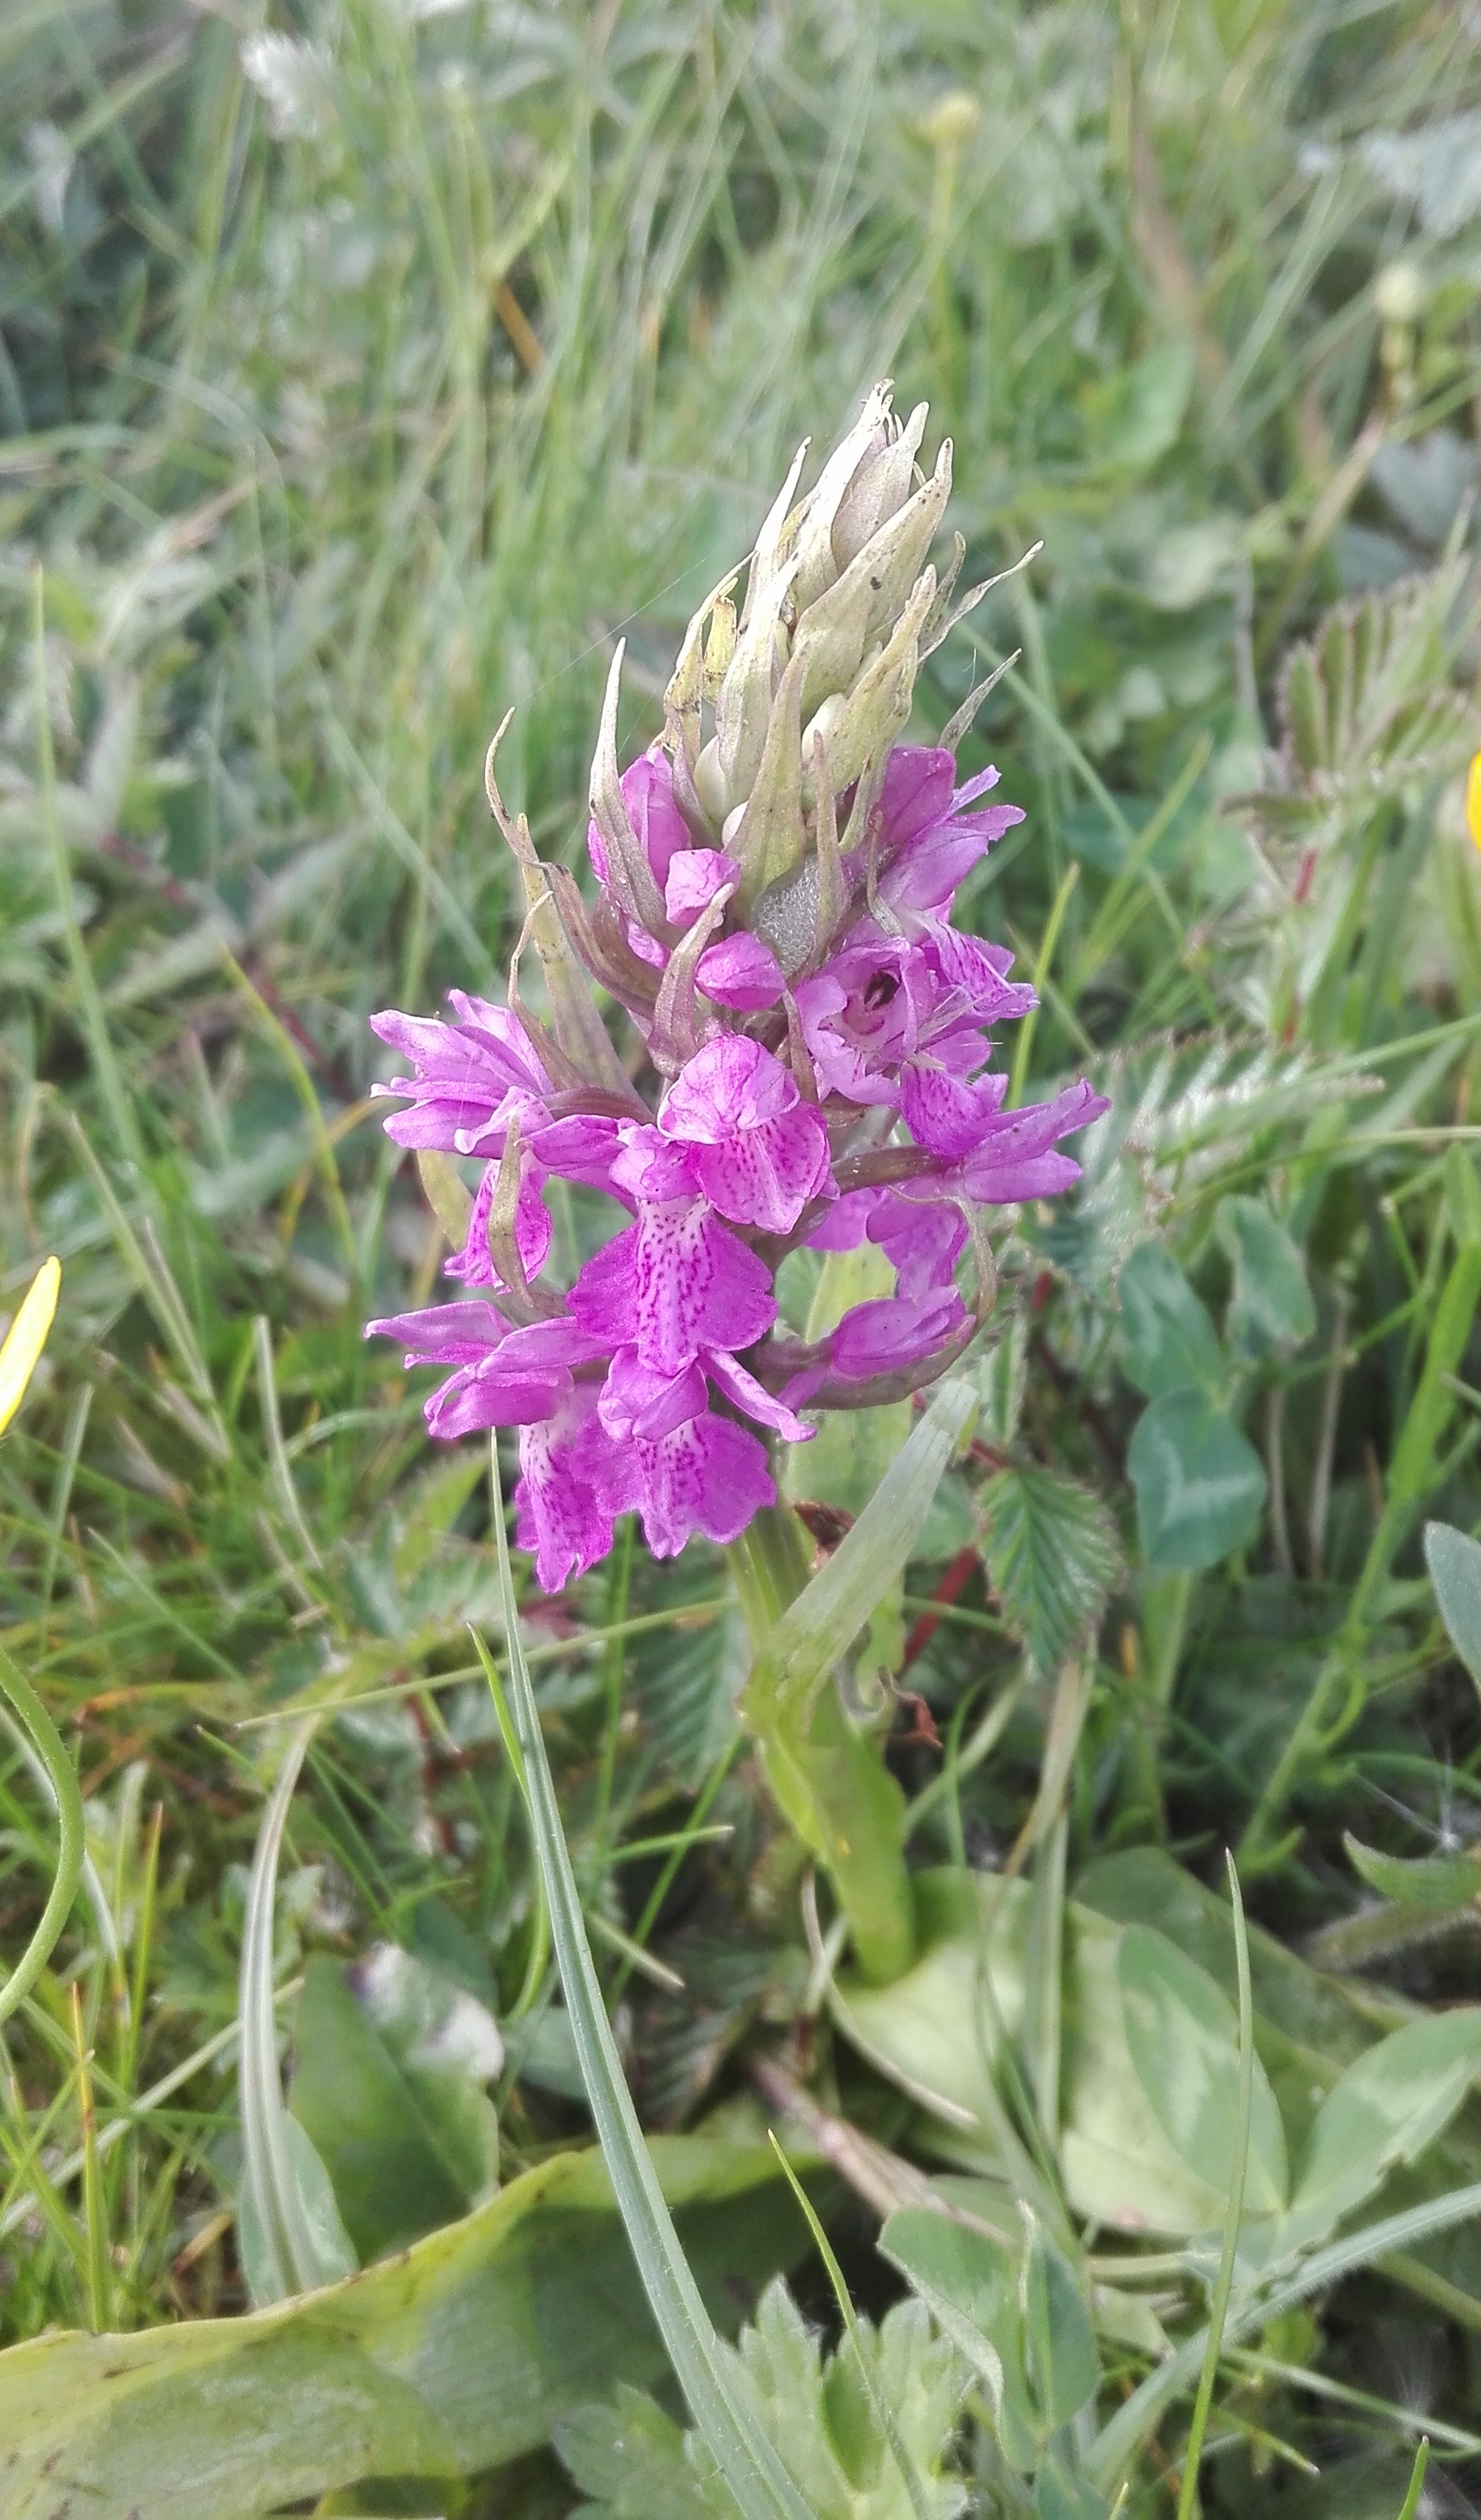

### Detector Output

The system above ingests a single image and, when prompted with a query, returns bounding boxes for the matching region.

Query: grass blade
[1091,2175,1481,2494]
[236,1719,355,2304]
[0,1646,84,2029]
[1394,2439,1430,2520]
[68,1982,112,2332]
[767,2130,935,2520]
[1174,1853,1254,2520]
[481,1438,815,2520]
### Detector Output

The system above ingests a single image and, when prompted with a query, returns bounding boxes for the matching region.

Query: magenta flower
[638,1037,833,1235]
[367,391,1108,1590]
[570,1202,777,1378]
[369,992,550,1158]
[795,923,1036,1158]
[869,748,1025,929]
[587,745,786,1015]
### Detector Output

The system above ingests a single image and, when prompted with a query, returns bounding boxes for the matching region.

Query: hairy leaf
[978,1466,1121,1678]
[556,2278,968,2520]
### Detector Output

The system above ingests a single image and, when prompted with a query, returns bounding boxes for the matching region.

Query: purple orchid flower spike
[366,385,1107,1594]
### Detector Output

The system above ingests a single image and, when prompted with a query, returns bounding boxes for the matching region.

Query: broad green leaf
[735,2280,967,2520]
[880,2207,1094,2469]
[841,1873,1259,2237]
[1084,337,1195,472]
[1117,1243,1224,1401]
[0,2140,810,2520]
[557,2385,700,2520]
[1425,1519,1481,1699]
[739,1383,974,1983]
[877,2210,1014,2408]
[234,2113,357,2310]
[1344,1831,1481,1911]
[1218,1197,1316,1358]
[1127,1388,1266,1569]
[745,1382,976,1732]
[1090,2171,1481,2498]
[1116,1925,1288,2217]
[1021,2219,1099,2430]
[289,1947,501,2261]
[1033,2457,1113,2520]
[1283,2011,1481,2250]
[977,1465,1121,1677]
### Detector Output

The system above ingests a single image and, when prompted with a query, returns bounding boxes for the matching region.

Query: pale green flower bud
[662,382,965,946]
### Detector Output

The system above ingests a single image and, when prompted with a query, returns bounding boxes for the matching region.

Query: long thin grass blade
[481,1440,814,2520]
[0,1647,84,2030]
[1173,1854,1254,2520]
[236,1720,355,2305]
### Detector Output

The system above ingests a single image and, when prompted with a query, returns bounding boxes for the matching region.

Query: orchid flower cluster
[369,387,1104,1591]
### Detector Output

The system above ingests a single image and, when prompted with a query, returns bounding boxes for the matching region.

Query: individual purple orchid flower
[367,387,1109,1594]
[869,747,1025,929]
[794,922,1037,1158]
[588,744,786,1014]
[625,1037,833,1236]
[369,992,551,1158]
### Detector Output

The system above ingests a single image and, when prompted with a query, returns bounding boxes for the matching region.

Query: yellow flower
[1469,750,1481,856]
[0,1258,61,1435]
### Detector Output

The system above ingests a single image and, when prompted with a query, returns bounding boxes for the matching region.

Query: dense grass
[3,1,1481,2511]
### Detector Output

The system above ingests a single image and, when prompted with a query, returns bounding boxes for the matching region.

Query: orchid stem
[728,1506,916,1986]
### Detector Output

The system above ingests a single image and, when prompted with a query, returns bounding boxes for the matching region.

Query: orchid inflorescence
[368,386,1105,1590]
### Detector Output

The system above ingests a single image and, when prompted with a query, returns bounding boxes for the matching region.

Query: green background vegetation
[3,0,1481,2511]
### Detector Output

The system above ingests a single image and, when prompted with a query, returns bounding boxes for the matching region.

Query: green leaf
[556,2386,701,2520]
[561,2279,970,2520]
[977,1465,1121,1678]
[1218,1197,1316,1359]
[739,1382,976,1982]
[783,1239,914,1677]
[1091,2173,1481,2499]
[880,2205,1096,2471]
[0,1644,85,2031]
[1283,2011,1481,2249]
[0,2140,810,2520]
[1085,336,1195,472]
[235,2114,358,2311]
[1116,1925,1288,2217]
[289,1946,501,2261]
[1117,1243,1225,1401]
[1425,1519,1481,1699]
[745,1382,976,1733]
[783,1241,914,1520]
[1344,1832,1481,1912]
[877,2210,1014,2416]
[1021,2218,1099,2430]
[1033,2457,1112,2520]
[1127,1389,1266,1570]
[841,1872,1261,2237]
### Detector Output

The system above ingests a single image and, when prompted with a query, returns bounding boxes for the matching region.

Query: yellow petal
[1469,751,1481,857]
[0,1257,62,1435]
